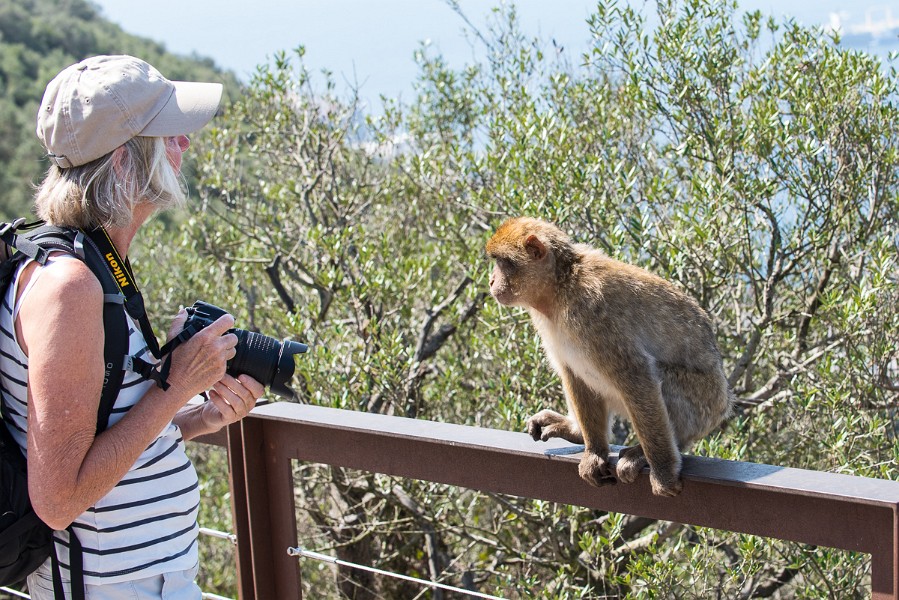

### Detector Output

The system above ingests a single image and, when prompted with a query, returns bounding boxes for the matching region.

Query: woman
[0,55,264,598]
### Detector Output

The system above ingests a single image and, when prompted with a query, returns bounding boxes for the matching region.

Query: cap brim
[139,81,223,137]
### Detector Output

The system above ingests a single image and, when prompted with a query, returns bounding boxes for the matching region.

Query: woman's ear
[110,145,127,178]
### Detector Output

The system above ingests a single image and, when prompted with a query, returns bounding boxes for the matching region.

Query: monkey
[485,217,733,497]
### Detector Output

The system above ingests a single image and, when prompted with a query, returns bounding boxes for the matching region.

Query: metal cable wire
[288,546,507,600]
[2,537,506,599]
[203,527,507,598]
[199,527,238,545]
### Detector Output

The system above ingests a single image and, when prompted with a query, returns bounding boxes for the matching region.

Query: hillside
[0,0,242,221]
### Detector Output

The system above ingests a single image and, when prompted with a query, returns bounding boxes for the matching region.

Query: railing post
[226,422,254,600]
[870,504,899,599]
[237,415,302,599]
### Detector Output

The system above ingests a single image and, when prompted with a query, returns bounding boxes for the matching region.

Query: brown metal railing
[197,402,899,599]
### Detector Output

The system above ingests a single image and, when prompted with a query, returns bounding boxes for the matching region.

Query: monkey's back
[563,248,723,371]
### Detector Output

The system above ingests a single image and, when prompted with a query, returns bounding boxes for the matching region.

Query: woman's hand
[200,374,265,431]
[165,309,265,438]
[164,309,239,399]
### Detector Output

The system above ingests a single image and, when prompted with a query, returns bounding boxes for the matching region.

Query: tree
[138,0,899,597]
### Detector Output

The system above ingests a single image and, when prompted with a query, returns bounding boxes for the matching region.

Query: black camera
[183,301,308,399]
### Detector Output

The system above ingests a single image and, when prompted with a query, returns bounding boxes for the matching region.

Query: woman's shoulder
[18,254,103,309]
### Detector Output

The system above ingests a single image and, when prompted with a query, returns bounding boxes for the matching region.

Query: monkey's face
[489,257,520,306]
[486,218,560,314]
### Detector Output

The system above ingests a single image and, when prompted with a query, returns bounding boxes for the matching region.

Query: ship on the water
[827,5,899,51]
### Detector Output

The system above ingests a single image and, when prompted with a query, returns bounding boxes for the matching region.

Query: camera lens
[271,340,309,399]
[227,329,307,399]
[228,329,279,386]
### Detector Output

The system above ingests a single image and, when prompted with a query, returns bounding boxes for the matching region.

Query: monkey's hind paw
[615,446,648,484]
[578,452,617,488]
[649,471,683,497]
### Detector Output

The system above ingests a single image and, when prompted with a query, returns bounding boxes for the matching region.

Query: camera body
[183,300,308,399]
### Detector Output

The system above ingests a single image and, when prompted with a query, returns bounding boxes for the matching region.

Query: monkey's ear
[524,235,547,260]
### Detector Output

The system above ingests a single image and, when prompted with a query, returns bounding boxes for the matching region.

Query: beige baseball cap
[36,55,223,168]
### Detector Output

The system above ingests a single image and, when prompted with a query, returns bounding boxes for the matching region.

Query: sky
[90,0,899,106]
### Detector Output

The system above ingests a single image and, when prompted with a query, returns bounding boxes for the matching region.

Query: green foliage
[0,0,242,222]
[134,0,899,598]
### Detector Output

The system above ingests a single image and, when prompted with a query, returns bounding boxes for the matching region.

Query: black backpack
[0,218,155,598]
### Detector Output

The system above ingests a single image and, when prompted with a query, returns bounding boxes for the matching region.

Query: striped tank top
[0,256,200,584]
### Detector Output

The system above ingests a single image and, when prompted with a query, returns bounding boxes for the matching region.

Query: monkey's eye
[497,257,515,270]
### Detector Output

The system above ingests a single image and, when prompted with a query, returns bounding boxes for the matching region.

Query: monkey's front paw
[526,409,573,442]
[615,446,648,484]
[578,451,617,487]
[649,470,683,497]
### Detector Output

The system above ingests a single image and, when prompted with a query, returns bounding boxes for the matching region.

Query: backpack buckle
[0,218,26,238]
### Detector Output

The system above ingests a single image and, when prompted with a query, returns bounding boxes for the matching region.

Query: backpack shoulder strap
[78,235,128,434]
[23,226,127,434]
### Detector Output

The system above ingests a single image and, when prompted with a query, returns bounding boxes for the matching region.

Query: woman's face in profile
[165,135,190,173]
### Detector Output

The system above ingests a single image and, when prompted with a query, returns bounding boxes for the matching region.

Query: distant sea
[831,11,899,58]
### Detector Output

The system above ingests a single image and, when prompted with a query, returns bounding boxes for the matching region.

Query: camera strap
[82,227,171,390]
[158,322,202,356]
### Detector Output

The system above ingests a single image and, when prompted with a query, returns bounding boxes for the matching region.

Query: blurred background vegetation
[0,0,241,222]
[3,0,899,598]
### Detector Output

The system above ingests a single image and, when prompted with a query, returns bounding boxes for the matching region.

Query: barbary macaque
[486,217,733,496]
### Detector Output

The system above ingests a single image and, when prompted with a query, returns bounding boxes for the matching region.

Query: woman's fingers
[206,374,265,425]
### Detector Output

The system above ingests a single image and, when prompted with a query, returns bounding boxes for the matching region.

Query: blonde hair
[34,136,186,229]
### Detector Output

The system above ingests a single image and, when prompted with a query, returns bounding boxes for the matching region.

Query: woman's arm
[18,258,241,530]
